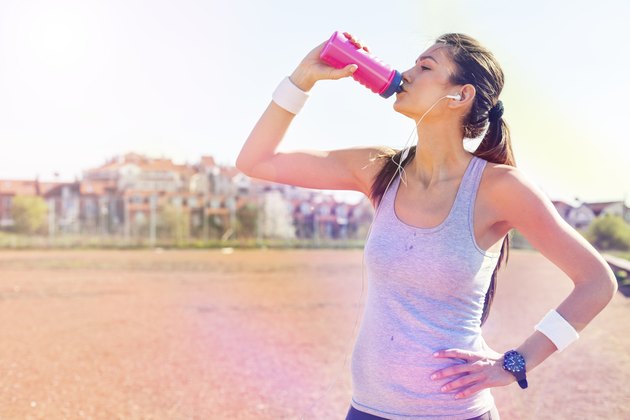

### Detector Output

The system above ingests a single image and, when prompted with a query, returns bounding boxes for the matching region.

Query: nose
[401,70,412,90]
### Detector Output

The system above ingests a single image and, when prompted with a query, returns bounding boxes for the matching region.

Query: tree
[585,215,630,251]
[235,202,258,238]
[158,205,190,245]
[11,195,48,235]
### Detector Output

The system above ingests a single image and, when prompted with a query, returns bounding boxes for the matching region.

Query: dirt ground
[0,249,628,420]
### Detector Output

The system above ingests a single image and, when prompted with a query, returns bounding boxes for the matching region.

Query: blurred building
[552,199,630,230]
[10,154,628,241]
[0,152,374,241]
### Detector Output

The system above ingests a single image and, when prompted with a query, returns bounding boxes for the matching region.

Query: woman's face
[393,43,460,120]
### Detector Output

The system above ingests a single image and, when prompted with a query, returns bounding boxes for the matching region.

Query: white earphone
[398,92,463,164]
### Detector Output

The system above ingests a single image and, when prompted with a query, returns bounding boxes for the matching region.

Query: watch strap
[503,350,528,389]
[515,371,528,389]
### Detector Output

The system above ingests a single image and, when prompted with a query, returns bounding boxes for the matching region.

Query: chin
[393,101,416,120]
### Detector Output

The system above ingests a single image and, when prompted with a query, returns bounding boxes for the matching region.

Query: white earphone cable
[394,94,456,187]
[299,93,457,419]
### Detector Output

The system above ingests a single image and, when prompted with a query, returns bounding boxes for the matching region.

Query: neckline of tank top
[391,155,479,233]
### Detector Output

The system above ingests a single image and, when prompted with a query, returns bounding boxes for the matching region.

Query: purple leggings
[345,405,501,420]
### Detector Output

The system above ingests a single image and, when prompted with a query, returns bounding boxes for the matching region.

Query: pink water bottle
[319,31,403,98]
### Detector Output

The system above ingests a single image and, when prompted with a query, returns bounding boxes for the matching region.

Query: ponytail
[474,113,515,327]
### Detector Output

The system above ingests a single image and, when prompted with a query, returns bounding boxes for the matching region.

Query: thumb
[329,63,358,80]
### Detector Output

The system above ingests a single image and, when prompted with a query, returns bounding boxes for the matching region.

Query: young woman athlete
[237,32,618,420]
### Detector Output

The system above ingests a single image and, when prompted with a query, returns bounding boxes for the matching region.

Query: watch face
[503,350,526,373]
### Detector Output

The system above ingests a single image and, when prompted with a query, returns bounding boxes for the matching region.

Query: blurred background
[0,0,629,251]
[0,1,629,419]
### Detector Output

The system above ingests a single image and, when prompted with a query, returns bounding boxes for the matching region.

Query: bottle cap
[380,70,403,98]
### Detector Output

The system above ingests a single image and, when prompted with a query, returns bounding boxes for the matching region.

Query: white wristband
[534,309,579,352]
[272,76,309,115]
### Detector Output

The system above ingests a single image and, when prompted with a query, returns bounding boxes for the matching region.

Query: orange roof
[200,156,216,167]
[39,182,75,196]
[86,153,192,176]
[80,180,115,195]
[0,180,38,196]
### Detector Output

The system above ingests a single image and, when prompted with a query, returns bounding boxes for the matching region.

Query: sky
[0,0,628,205]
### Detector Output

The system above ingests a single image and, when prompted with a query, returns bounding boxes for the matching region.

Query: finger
[344,33,360,46]
[434,349,476,360]
[327,64,358,80]
[454,382,488,399]
[440,372,485,395]
[431,361,478,380]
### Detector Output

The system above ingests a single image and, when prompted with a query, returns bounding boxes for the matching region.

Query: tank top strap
[376,156,487,226]
[377,169,402,216]
[443,156,486,223]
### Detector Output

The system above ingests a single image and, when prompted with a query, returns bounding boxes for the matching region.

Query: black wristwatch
[502,350,528,389]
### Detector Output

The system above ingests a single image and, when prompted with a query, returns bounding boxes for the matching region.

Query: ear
[448,84,476,110]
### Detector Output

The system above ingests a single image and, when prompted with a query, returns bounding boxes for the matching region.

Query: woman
[236,33,618,420]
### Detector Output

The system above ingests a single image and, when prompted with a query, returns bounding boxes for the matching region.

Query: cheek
[395,90,419,109]
[393,95,417,118]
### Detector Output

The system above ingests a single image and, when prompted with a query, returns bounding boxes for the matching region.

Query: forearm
[236,66,316,176]
[236,38,356,176]
[236,100,296,175]
[516,275,617,372]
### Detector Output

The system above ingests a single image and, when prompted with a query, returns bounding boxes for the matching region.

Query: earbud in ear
[446,93,462,101]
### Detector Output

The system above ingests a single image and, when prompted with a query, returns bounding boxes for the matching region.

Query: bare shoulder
[480,161,614,292]
[480,162,557,229]
[353,145,395,190]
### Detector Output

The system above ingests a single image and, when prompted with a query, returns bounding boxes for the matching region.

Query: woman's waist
[351,321,492,417]
[352,328,483,379]
[360,303,483,345]
[351,345,494,418]
[353,334,476,370]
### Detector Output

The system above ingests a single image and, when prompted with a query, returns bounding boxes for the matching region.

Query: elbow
[575,265,619,306]
[235,153,254,177]
[609,273,619,297]
[603,263,620,298]
[594,266,619,303]
[235,156,247,175]
[236,150,275,179]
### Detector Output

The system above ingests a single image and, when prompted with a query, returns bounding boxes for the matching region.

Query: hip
[346,404,500,420]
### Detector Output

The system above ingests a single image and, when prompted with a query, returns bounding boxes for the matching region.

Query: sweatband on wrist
[534,309,579,352]
[272,76,309,115]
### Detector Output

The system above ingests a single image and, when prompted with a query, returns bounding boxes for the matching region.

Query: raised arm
[236,39,389,196]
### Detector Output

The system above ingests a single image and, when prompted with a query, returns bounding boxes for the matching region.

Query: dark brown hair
[369,33,516,327]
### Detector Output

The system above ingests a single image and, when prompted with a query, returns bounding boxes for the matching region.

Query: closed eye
[421,66,430,70]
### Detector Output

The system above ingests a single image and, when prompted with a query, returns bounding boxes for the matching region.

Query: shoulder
[480,161,540,194]
[333,145,396,196]
[356,145,396,178]
[480,161,557,229]
[481,162,530,189]
[480,160,613,288]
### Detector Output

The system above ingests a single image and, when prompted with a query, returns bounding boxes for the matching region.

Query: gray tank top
[351,156,501,419]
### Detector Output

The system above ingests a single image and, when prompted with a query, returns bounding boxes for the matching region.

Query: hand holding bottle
[289,35,365,92]
[291,31,402,98]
